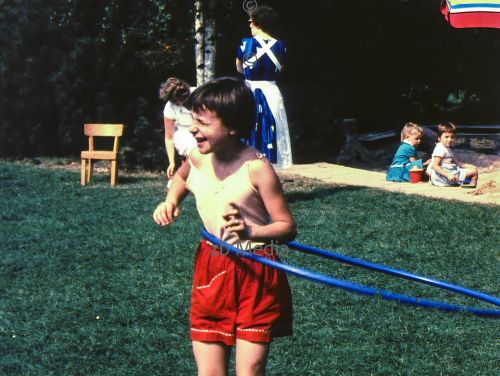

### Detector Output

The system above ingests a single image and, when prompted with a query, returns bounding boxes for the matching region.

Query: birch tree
[194,0,217,86]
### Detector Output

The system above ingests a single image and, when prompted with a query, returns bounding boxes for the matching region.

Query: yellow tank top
[186,154,270,249]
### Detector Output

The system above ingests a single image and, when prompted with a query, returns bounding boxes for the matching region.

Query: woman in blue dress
[236,5,293,169]
[386,123,427,182]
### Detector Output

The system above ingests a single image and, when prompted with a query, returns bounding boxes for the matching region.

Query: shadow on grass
[117,175,161,186]
[286,185,367,203]
[78,173,162,188]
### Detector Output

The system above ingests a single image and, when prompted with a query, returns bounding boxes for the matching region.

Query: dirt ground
[335,143,499,197]
[279,146,499,205]
[351,148,500,195]
[452,149,499,196]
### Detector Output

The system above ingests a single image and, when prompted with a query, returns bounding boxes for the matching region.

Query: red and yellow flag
[441,0,500,28]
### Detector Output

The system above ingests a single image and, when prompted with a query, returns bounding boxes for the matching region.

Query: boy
[427,122,478,187]
[153,77,295,375]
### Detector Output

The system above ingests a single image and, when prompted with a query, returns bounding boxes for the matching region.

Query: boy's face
[438,131,455,148]
[190,108,236,154]
[406,132,423,147]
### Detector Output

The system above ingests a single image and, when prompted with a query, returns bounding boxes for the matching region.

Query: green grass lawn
[1,161,499,375]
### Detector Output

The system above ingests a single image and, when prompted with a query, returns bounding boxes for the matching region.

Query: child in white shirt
[427,122,478,187]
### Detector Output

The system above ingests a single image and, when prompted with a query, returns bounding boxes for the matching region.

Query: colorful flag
[441,0,500,28]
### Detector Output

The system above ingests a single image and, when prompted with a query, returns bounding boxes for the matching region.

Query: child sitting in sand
[387,123,429,182]
[427,122,478,187]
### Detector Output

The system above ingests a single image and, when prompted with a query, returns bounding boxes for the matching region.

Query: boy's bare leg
[193,341,231,376]
[235,339,270,376]
[464,164,479,184]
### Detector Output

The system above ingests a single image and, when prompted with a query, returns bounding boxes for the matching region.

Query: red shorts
[190,240,293,346]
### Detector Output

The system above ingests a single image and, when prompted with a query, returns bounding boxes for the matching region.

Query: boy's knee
[236,361,266,376]
[197,361,229,376]
[462,164,477,176]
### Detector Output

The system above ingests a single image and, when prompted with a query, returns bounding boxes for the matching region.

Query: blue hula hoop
[201,229,500,318]
[289,241,500,306]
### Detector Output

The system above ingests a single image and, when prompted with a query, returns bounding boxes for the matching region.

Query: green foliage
[1,163,499,374]
[1,1,500,167]
[0,0,194,169]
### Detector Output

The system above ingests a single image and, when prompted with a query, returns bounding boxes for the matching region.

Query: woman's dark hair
[250,5,279,35]
[188,77,255,137]
[158,77,191,105]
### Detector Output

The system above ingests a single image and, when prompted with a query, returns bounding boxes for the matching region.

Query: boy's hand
[153,201,180,226]
[222,203,249,239]
[448,173,458,182]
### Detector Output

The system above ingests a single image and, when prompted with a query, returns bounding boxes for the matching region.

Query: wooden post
[334,118,371,164]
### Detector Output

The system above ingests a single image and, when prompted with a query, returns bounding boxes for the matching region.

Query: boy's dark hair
[188,77,255,137]
[437,122,457,137]
[159,77,191,105]
[250,5,279,35]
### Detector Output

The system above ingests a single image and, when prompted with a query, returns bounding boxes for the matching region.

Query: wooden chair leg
[110,160,117,186]
[87,160,93,183]
[81,159,87,186]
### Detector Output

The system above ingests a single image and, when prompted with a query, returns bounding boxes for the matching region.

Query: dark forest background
[1,0,499,169]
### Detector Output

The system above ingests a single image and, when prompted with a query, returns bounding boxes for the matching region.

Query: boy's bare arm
[153,161,191,226]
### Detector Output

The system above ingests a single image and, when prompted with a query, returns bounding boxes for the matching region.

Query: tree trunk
[194,0,216,86]
[194,0,205,86]
[203,3,216,83]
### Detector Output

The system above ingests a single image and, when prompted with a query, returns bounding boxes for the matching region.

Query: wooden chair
[81,123,124,187]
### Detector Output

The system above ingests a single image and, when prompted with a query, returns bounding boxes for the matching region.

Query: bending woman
[159,77,196,179]
[236,5,293,169]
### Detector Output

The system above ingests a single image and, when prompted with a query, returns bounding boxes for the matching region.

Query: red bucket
[409,168,424,183]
